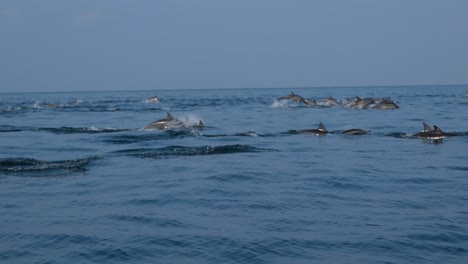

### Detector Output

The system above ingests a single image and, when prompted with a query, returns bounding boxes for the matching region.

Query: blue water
[1,86,468,264]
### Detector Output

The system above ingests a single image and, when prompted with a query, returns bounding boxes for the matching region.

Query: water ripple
[111,145,277,159]
[0,156,97,176]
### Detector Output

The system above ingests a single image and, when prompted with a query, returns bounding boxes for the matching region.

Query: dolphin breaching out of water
[144,112,204,130]
[319,97,341,107]
[144,96,160,103]
[413,122,456,139]
[278,92,317,107]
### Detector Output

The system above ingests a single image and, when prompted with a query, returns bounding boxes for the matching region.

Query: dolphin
[341,129,369,135]
[303,98,318,107]
[413,123,456,139]
[300,122,329,135]
[278,92,319,107]
[319,97,341,107]
[372,98,399,110]
[144,112,184,130]
[278,92,308,104]
[192,120,205,129]
[353,97,375,109]
[47,103,60,109]
[144,96,160,103]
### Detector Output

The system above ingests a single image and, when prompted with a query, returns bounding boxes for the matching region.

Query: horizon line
[1,83,467,94]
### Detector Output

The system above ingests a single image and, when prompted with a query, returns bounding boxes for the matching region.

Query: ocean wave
[103,130,202,144]
[0,125,28,132]
[0,156,97,176]
[108,215,190,228]
[111,144,276,158]
[38,127,130,134]
[0,125,129,134]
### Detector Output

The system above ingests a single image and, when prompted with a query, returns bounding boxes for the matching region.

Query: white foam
[181,113,204,126]
[271,100,290,108]
[33,101,43,109]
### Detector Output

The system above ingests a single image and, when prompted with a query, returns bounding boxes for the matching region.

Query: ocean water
[1,86,467,264]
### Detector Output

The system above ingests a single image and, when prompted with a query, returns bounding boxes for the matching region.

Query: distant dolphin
[303,99,318,107]
[47,103,60,109]
[144,112,184,130]
[413,122,456,139]
[278,92,308,104]
[319,97,341,107]
[278,92,318,107]
[144,96,160,103]
[300,122,329,135]
[353,97,375,109]
[372,98,399,110]
[144,113,204,130]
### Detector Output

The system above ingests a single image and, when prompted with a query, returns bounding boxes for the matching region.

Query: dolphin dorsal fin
[291,92,296,95]
[423,122,433,132]
[198,120,204,127]
[166,112,174,120]
[433,125,443,133]
[318,122,327,132]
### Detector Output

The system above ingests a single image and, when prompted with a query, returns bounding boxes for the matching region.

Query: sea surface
[1,86,468,264]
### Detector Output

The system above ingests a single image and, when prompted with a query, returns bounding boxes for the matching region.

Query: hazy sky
[1,0,467,93]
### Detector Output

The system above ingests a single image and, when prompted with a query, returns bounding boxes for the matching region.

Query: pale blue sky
[1,0,467,93]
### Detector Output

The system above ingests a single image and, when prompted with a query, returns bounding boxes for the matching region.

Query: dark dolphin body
[300,123,329,136]
[278,92,317,107]
[144,113,184,130]
[372,98,399,110]
[353,97,375,109]
[319,97,341,107]
[278,92,307,103]
[413,123,456,139]
[144,113,204,130]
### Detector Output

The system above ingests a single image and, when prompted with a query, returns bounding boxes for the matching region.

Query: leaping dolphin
[144,96,160,103]
[144,113,204,130]
[278,92,307,103]
[319,97,341,107]
[278,92,319,107]
[372,98,399,110]
[144,112,184,130]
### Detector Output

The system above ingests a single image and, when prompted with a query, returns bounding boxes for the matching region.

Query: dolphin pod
[292,123,369,136]
[412,122,457,139]
[140,96,463,143]
[144,112,204,130]
[277,92,399,109]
